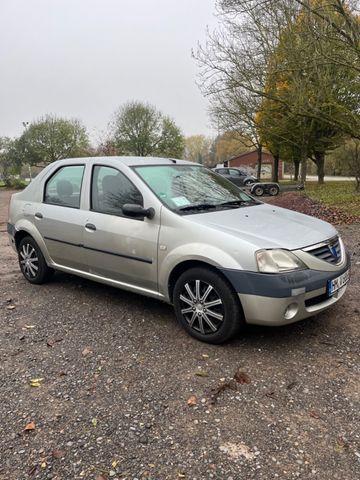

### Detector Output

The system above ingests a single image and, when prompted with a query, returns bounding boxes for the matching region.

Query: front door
[83,165,159,293]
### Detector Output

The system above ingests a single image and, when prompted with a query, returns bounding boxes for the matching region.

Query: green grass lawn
[305,181,360,217]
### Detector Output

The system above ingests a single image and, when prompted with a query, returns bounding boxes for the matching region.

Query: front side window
[91,165,143,216]
[44,165,85,208]
[134,164,259,214]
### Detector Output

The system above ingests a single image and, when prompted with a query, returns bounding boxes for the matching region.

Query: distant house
[225,150,283,179]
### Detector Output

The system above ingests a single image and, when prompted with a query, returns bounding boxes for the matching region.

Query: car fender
[159,242,245,299]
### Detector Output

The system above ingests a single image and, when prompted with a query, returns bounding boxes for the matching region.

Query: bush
[5,177,27,189]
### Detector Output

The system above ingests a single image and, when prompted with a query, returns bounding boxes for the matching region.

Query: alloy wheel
[179,279,224,335]
[20,242,39,279]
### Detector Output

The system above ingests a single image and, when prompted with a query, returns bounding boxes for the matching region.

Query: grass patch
[305,181,360,217]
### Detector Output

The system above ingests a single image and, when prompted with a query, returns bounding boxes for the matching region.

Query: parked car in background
[8,157,350,344]
[212,167,257,186]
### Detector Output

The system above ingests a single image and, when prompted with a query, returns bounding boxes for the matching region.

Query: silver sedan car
[7,157,350,343]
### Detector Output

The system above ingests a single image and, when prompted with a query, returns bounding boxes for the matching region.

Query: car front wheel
[173,267,244,344]
[18,236,54,284]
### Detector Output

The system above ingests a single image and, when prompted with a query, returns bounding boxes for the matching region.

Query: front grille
[303,236,341,265]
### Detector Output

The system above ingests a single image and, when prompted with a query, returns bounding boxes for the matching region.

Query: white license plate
[327,270,350,296]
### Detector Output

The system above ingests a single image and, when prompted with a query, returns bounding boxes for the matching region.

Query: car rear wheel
[18,236,54,284]
[173,267,244,344]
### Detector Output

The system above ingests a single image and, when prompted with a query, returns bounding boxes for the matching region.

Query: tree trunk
[299,154,307,186]
[256,144,262,179]
[314,151,325,184]
[272,153,279,183]
[294,160,300,182]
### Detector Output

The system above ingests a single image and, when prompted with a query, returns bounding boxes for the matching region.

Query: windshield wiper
[219,199,258,208]
[178,203,217,212]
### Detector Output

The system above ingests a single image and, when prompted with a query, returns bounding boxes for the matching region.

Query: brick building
[225,150,283,179]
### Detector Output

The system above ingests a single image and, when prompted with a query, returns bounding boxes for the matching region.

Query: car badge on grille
[329,244,338,258]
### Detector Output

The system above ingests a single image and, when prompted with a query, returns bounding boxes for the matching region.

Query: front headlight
[256,249,306,273]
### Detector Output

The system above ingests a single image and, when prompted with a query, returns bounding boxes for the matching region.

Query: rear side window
[91,165,143,216]
[44,165,85,208]
[229,169,241,176]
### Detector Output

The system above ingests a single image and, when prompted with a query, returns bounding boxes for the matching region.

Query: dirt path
[1,188,359,480]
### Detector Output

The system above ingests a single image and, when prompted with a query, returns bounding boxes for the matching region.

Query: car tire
[269,185,280,196]
[252,185,265,196]
[173,267,245,344]
[18,236,54,284]
[244,179,254,186]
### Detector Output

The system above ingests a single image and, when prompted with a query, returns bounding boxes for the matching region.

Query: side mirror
[122,203,155,219]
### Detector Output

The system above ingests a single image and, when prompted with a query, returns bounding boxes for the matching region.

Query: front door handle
[85,223,96,231]
[35,212,43,219]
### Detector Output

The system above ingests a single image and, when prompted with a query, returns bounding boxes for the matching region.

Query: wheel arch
[167,259,239,304]
[13,221,52,265]
[14,229,32,250]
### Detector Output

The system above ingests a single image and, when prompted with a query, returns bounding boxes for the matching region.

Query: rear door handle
[85,223,96,231]
[35,212,43,219]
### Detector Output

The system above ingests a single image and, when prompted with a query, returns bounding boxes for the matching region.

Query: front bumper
[222,254,350,326]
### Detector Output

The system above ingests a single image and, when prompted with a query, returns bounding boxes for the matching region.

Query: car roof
[56,156,198,167]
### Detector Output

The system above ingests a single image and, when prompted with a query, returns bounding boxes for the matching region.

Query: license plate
[327,270,350,296]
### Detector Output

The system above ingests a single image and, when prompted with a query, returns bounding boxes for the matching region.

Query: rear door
[83,164,160,293]
[34,164,87,270]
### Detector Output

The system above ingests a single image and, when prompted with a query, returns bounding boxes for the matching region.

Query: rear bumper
[7,222,17,252]
[221,254,350,326]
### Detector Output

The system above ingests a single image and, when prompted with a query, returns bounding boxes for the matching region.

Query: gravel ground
[1,188,359,480]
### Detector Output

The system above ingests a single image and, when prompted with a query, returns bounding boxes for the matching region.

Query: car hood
[189,203,337,250]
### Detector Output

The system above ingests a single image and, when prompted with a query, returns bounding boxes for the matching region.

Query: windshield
[133,164,259,214]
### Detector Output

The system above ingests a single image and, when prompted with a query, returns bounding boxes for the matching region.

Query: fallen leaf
[177,473,186,478]
[202,354,209,359]
[40,462,47,469]
[233,370,251,384]
[95,475,106,480]
[148,464,156,468]
[24,421,36,431]
[111,460,118,468]
[187,395,197,406]
[30,378,44,388]
[309,410,321,419]
[194,371,209,377]
[24,325,35,329]
[52,450,66,459]
[91,417,97,428]
[6,305,15,310]
[82,346,92,356]
[210,380,237,404]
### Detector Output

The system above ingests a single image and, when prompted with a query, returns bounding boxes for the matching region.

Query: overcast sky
[0,0,219,144]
